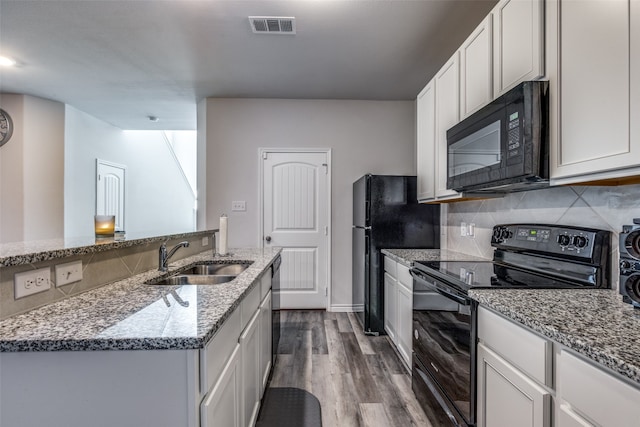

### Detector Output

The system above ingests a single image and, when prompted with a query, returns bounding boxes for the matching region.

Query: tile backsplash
[445,184,640,291]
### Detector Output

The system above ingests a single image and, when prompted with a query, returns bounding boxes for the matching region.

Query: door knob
[265,236,271,243]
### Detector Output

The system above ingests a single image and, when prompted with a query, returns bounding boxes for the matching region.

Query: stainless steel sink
[183,262,252,276]
[147,274,236,286]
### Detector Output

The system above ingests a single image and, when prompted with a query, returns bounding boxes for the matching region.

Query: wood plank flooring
[263,310,433,427]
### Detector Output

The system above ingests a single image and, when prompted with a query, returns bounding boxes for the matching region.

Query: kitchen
[1,0,640,426]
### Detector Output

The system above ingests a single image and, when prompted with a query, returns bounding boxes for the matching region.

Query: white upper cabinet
[492,0,544,97]
[549,0,638,184]
[434,53,462,200]
[460,16,493,119]
[416,81,436,202]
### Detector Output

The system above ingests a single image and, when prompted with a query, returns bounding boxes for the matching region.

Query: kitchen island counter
[0,247,281,352]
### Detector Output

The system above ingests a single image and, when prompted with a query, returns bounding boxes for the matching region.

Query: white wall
[200,98,417,309]
[0,94,65,243]
[64,106,196,238]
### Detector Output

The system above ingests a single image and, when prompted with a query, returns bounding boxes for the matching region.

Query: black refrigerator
[352,174,440,335]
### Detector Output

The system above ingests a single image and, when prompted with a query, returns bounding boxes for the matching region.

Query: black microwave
[446,80,549,193]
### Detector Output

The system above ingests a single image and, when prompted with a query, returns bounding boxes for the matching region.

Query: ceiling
[0,0,496,130]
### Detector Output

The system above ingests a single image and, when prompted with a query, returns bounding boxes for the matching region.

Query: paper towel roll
[219,214,228,255]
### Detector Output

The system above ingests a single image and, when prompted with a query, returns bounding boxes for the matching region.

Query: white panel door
[262,151,329,309]
[96,159,125,232]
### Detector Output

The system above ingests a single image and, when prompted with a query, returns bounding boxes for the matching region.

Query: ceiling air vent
[249,16,296,35]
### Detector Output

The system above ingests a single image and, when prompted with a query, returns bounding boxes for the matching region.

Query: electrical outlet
[468,223,475,238]
[202,236,209,246]
[460,222,468,237]
[55,260,83,287]
[232,201,246,212]
[15,267,51,299]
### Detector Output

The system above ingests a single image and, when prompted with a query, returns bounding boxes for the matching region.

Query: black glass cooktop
[413,260,593,294]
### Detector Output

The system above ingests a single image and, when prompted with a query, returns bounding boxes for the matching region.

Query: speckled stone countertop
[470,289,640,385]
[0,229,216,267]
[0,247,281,352]
[381,248,489,266]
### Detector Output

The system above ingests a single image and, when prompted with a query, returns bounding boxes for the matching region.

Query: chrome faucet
[158,241,190,272]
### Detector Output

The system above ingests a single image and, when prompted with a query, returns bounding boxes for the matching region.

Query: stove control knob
[557,234,571,246]
[621,260,632,270]
[493,227,505,242]
[573,235,588,248]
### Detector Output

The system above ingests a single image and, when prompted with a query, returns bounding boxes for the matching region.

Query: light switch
[55,260,83,287]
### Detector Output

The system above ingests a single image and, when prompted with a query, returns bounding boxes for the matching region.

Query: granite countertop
[381,248,489,266]
[0,247,281,352]
[470,289,640,385]
[0,229,216,268]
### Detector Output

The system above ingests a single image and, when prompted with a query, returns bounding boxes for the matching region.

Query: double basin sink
[146,262,252,286]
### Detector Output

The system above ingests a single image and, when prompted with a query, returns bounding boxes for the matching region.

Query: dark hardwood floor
[265,310,432,427]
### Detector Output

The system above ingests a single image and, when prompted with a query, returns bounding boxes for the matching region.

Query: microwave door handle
[410,269,470,306]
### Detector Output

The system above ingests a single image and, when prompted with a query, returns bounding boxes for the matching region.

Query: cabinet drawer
[241,284,261,332]
[396,263,412,291]
[478,307,551,386]
[557,349,640,427]
[201,306,241,395]
[384,256,397,277]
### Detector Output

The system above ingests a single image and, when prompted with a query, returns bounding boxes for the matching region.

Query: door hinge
[324,226,328,236]
[325,287,328,297]
[263,152,268,160]
[322,163,328,174]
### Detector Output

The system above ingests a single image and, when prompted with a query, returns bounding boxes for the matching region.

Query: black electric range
[410,223,611,427]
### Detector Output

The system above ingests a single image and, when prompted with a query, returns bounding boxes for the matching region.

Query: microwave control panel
[507,111,521,158]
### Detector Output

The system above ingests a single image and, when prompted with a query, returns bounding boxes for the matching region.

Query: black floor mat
[256,387,323,427]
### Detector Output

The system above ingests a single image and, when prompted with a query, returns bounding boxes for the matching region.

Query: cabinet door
[552,0,632,182]
[492,0,544,96]
[201,344,242,427]
[240,310,261,427]
[417,81,436,202]
[460,16,493,119]
[259,292,272,398]
[396,283,412,368]
[556,404,594,427]
[477,343,551,427]
[434,53,461,199]
[383,272,397,342]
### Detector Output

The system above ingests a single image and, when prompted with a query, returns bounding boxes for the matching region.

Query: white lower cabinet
[556,349,640,427]
[201,344,242,427]
[259,291,273,397]
[383,256,413,369]
[478,306,640,427]
[477,343,551,427]
[240,309,261,427]
[384,271,397,342]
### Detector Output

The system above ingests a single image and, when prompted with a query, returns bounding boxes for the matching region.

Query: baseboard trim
[329,304,363,313]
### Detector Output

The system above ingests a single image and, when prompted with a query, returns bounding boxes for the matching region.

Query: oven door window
[413,291,472,423]
[448,120,502,177]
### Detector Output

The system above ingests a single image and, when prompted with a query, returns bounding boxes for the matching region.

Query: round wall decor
[0,108,14,147]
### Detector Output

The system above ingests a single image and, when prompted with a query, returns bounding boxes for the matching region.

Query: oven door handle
[411,269,470,306]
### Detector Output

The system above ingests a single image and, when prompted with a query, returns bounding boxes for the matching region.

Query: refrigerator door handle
[365,201,370,223]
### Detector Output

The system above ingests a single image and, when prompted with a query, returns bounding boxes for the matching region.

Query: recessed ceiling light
[148,116,159,122]
[0,56,17,67]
